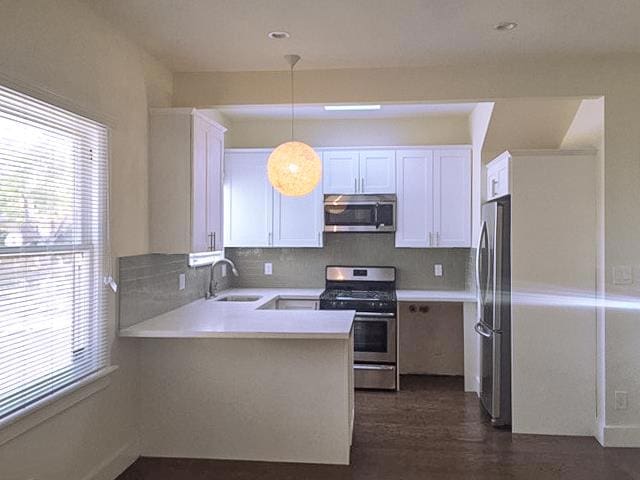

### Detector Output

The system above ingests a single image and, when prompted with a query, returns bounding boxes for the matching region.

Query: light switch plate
[264,263,273,275]
[613,266,633,285]
[178,273,186,290]
[434,264,443,277]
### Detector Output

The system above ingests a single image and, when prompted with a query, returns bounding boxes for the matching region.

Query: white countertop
[119,288,354,340]
[119,287,476,340]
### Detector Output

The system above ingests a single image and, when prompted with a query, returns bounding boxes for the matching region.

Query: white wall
[0,1,172,479]
[226,116,471,148]
[174,57,640,445]
[561,98,606,440]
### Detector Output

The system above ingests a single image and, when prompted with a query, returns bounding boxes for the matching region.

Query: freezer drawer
[354,364,396,390]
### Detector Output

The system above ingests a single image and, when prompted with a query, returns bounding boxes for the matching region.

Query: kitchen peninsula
[120,290,355,465]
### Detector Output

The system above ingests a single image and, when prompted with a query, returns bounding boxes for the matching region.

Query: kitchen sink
[214,295,262,302]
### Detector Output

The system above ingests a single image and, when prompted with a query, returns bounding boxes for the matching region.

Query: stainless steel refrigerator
[475,197,511,427]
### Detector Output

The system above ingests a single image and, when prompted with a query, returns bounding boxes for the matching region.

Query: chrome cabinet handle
[317,231,321,246]
[361,177,364,192]
[213,232,216,250]
[474,322,492,338]
[208,232,214,251]
[268,232,272,246]
[428,232,433,246]
[354,177,357,193]
[491,178,498,197]
[436,232,440,246]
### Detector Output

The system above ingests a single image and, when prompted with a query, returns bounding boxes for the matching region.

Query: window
[0,84,109,420]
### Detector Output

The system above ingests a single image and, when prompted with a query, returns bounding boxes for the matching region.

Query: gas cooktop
[319,266,397,313]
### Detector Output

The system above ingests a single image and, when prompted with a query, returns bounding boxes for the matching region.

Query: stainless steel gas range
[319,266,398,390]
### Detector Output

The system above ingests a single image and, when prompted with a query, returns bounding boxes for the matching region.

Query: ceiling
[82,0,640,72]
[217,102,477,121]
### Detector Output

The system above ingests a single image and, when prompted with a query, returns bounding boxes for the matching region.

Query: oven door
[324,199,396,232]
[353,313,396,363]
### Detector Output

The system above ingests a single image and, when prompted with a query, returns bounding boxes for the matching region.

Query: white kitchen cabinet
[322,150,360,194]
[395,150,434,247]
[433,149,471,247]
[273,186,323,247]
[276,299,319,310]
[224,151,273,247]
[486,151,510,200]
[322,149,395,194]
[395,148,471,248]
[359,150,396,193]
[149,108,226,254]
[224,149,323,248]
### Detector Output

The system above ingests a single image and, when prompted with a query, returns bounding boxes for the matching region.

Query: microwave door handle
[374,203,379,229]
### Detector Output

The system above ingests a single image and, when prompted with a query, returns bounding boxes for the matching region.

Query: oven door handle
[354,312,395,318]
[354,364,396,371]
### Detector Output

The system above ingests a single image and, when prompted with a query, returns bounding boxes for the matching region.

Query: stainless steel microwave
[323,194,396,232]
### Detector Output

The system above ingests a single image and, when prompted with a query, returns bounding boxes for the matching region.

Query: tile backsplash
[226,233,470,290]
[118,253,230,329]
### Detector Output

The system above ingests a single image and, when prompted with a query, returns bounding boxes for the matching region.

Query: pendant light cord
[290,63,295,141]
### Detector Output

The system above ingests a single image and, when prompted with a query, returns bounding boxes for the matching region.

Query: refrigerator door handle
[474,322,492,338]
[475,221,488,308]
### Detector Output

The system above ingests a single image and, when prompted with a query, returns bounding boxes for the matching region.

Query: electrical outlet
[615,391,628,410]
[613,266,633,285]
[264,263,273,275]
[221,264,227,277]
[178,273,186,290]
[434,264,443,277]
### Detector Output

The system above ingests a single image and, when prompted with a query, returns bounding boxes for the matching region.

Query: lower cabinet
[224,150,323,248]
[399,302,464,375]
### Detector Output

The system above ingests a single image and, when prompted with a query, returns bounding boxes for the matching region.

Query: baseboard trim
[600,424,640,447]
[80,439,140,480]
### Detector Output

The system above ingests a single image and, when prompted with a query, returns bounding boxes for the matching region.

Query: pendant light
[267,54,321,197]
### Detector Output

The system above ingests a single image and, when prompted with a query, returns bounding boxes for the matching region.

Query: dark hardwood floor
[117,376,640,479]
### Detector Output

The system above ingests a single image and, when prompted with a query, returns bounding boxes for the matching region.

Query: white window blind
[0,84,109,420]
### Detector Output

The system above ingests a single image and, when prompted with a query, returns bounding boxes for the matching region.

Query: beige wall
[0,0,172,479]
[226,116,470,148]
[175,57,640,443]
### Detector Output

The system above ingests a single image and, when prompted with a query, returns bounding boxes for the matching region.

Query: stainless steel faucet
[206,258,239,299]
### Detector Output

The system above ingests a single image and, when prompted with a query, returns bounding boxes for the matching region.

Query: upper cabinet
[323,149,396,194]
[224,150,323,248]
[149,109,226,254]
[432,150,471,247]
[396,148,471,248]
[486,151,511,200]
[323,150,360,194]
[223,151,273,247]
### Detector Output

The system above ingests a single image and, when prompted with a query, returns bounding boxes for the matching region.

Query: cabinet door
[395,150,434,248]
[486,152,510,200]
[190,115,209,252]
[205,124,224,251]
[224,151,273,247]
[359,150,396,193]
[273,184,323,247]
[322,150,359,194]
[433,149,471,247]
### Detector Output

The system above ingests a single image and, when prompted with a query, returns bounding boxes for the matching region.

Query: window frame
[0,81,112,424]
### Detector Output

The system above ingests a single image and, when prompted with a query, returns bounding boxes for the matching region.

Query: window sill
[0,365,118,446]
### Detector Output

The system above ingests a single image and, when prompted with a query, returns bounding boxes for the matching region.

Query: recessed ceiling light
[268,31,290,40]
[324,105,382,111]
[494,21,518,32]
